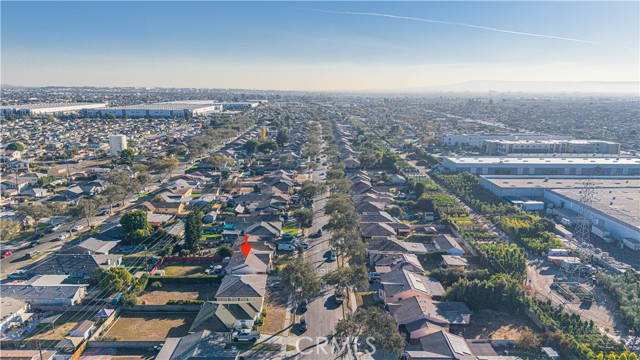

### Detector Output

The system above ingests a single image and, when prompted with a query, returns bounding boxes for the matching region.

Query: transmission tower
[574,178,598,244]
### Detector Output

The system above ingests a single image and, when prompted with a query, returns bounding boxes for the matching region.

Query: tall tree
[185,211,202,252]
[120,210,151,241]
[280,258,322,318]
[276,129,289,147]
[69,197,105,228]
[119,148,135,165]
[332,307,405,358]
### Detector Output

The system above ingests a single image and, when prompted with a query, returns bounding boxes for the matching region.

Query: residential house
[189,302,262,334]
[370,253,425,274]
[343,157,361,169]
[441,255,469,270]
[28,254,122,278]
[156,330,239,360]
[151,201,186,215]
[379,269,445,304]
[0,297,30,335]
[389,296,472,339]
[60,233,121,255]
[404,330,479,360]
[0,350,55,360]
[225,249,272,275]
[215,274,267,309]
[361,222,397,239]
[367,236,429,255]
[433,235,465,256]
[69,320,95,339]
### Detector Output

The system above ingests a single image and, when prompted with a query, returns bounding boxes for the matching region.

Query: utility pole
[574,178,597,244]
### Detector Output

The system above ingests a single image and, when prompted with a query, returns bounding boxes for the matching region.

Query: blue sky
[2,1,638,90]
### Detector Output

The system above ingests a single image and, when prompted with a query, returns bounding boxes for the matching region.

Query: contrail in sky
[296,7,599,44]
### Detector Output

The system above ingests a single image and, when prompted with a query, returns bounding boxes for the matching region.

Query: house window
[228,298,231,301]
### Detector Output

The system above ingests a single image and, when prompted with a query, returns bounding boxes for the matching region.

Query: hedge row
[147,275,223,285]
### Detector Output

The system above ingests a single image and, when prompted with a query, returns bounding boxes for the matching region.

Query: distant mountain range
[398,80,640,94]
[2,81,638,95]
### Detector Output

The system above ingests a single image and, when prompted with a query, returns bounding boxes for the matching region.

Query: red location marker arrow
[240,234,252,258]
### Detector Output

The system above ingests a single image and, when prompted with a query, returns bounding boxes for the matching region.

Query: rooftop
[481,176,640,190]
[549,187,640,229]
[445,156,640,165]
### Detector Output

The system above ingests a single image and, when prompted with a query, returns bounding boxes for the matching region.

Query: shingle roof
[215,275,267,299]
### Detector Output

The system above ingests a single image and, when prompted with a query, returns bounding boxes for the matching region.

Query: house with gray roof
[215,274,267,311]
[370,253,425,274]
[404,330,506,360]
[379,269,445,305]
[156,330,239,360]
[28,254,122,278]
[389,296,472,339]
[189,302,261,334]
[225,249,271,275]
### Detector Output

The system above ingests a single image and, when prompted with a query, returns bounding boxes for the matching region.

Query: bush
[167,299,204,305]
[147,275,222,285]
[121,294,137,306]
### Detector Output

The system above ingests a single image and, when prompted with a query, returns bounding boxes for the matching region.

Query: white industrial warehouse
[442,156,640,176]
[84,101,223,118]
[478,175,640,250]
[483,139,621,155]
[1,102,107,116]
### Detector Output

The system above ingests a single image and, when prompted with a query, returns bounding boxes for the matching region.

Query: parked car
[328,249,337,262]
[334,291,345,305]
[277,242,296,251]
[299,299,308,313]
[56,233,70,241]
[71,225,84,232]
[50,224,62,232]
[270,281,283,289]
[28,241,39,248]
[97,209,110,216]
[310,229,322,238]
[298,241,309,249]
[232,329,260,342]
[369,272,381,283]
[299,318,308,332]
[7,270,28,279]
[2,251,12,258]
[282,233,295,241]
[27,251,40,259]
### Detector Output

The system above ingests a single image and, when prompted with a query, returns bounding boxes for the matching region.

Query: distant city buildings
[108,134,127,157]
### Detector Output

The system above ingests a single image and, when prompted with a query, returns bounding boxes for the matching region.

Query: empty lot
[102,312,196,340]
[137,283,219,305]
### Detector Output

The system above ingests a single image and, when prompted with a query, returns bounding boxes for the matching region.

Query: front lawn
[282,226,298,236]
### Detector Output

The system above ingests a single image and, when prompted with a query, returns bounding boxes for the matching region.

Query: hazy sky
[2,1,638,91]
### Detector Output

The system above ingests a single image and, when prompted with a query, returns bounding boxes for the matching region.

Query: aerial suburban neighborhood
[1,87,638,360]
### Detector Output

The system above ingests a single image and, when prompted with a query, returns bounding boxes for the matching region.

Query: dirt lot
[137,284,219,305]
[464,309,537,340]
[27,312,94,340]
[527,257,624,336]
[161,264,209,277]
[80,347,156,360]
[101,312,196,340]
[259,285,289,335]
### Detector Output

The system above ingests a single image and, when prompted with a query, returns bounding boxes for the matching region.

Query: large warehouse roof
[1,102,106,110]
[445,156,640,166]
[480,176,640,190]
[108,101,217,111]
[548,187,640,229]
